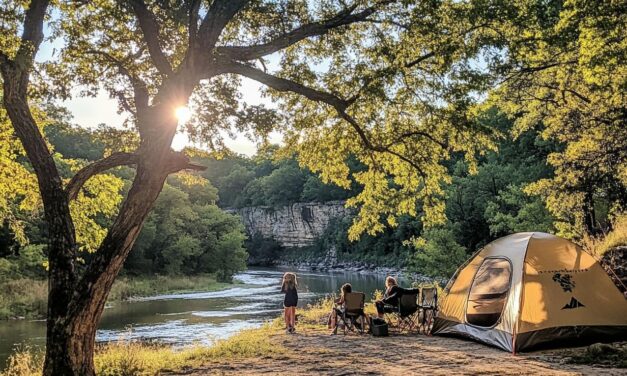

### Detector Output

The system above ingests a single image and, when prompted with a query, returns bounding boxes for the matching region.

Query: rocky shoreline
[255,256,435,283]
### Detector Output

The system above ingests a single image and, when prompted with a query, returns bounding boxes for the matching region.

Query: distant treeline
[1,113,247,284]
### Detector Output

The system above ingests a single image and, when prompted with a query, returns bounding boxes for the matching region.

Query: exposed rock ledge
[228,201,350,248]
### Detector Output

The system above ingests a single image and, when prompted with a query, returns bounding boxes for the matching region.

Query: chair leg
[420,308,428,334]
[420,308,434,335]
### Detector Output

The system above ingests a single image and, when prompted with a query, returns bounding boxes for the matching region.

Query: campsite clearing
[172,326,626,375]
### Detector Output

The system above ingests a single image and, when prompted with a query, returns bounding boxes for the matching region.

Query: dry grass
[583,213,627,257]
[0,323,284,376]
[297,291,383,326]
[0,347,42,376]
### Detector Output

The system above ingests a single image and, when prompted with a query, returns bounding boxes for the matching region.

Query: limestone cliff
[231,201,350,248]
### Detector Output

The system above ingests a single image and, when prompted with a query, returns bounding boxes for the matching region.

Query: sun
[175,106,192,123]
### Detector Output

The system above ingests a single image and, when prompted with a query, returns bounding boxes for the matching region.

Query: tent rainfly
[432,232,627,352]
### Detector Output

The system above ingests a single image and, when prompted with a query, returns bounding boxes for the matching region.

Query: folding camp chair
[335,292,368,335]
[384,288,420,333]
[418,286,438,334]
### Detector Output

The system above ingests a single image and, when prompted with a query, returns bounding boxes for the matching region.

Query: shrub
[584,213,627,257]
[407,226,468,279]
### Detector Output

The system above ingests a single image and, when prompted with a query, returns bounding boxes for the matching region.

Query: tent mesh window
[466,258,512,327]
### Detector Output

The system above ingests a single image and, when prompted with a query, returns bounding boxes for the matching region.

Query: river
[0,267,394,368]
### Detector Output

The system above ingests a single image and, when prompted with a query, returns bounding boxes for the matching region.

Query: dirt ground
[172,326,627,376]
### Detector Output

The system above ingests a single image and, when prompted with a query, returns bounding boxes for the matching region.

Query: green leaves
[129,183,247,280]
[482,0,627,237]
[408,225,467,279]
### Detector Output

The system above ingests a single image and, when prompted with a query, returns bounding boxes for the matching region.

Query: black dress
[375,285,401,314]
[282,285,298,307]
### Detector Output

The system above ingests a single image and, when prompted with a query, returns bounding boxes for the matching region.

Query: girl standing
[281,272,298,334]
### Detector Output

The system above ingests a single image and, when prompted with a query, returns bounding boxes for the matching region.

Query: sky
[37,27,281,157]
[55,78,279,156]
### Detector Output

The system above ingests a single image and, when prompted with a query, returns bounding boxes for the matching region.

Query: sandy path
[172,327,626,376]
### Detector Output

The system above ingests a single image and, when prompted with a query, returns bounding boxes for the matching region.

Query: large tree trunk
[1,67,80,375]
[2,2,201,373]
[42,107,181,375]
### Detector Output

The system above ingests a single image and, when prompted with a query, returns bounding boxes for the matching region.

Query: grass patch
[584,213,627,257]
[567,343,627,368]
[108,274,238,301]
[1,323,284,376]
[0,279,48,320]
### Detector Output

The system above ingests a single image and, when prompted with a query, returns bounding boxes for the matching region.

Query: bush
[584,213,627,257]
[0,347,43,376]
[0,279,48,320]
[408,226,468,279]
[245,233,283,266]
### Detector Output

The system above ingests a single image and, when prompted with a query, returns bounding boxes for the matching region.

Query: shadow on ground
[170,326,626,375]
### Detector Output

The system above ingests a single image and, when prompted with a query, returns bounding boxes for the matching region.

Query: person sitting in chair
[328,283,352,334]
[375,276,401,318]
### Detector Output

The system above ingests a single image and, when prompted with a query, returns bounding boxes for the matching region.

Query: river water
[0,267,393,368]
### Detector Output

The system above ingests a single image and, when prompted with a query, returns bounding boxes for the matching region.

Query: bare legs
[284,307,296,333]
[290,307,296,330]
[284,307,290,329]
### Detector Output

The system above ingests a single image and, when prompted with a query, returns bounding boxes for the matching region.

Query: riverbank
[0,274,239,320]
[177,329,626,375]
[0,322,283,376]
[4,297,624,376]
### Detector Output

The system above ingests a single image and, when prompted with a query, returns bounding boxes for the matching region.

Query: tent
[432,232,627,352]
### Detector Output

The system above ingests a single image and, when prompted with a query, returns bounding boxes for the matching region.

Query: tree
[476,0,627,237]
[408,225,467,279]
[1,1,496,374]
[217,165,254,207]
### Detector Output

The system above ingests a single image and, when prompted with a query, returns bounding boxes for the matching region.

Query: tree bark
[41,107,180,375]
[1,60,81,376]
[583,190,598,236]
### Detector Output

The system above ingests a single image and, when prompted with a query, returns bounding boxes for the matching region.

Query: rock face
[233,201,350,248]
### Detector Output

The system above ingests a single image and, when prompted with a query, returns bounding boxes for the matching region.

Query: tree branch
[128,0,173,75]
[346,51,436,104]
[225,61,350,110]
[15,0,49,64]
[187,0,202,46]
[163,150,207,173]
[218,2,391,61]
[85,49,149,111]
[225,61,425,177]
[405,51,436,68]
[196,0,250,51]
[66,152,139,201]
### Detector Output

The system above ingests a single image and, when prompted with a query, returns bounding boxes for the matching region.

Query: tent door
[465,257,513,327]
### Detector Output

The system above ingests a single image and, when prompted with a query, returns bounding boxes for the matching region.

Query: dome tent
[432,232,627,353]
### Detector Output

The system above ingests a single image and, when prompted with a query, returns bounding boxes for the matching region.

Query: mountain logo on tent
[552,273,575,292]
[561,297,585,309]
